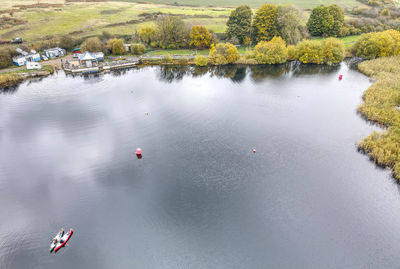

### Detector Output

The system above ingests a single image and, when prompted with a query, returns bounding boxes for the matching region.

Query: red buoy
[252,149,256,153]
[136,148,142,155]
[339,74,343,80]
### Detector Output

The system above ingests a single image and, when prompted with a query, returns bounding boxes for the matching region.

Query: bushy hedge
[352,29,400,59]
[254,37,288,64]
[131,43,146,55]
[209,43,239,65]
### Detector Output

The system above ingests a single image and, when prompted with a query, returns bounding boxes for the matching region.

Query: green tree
[307,6,334,37]
[254,36,288,64]
[0,49,12,69]
[251,4,278,43]
[307,5,344,37]
[155,15,189,49]
[209,43,239,65]
[81,37,103,52]
[226,5,253,44]
[276,5,306,45]
[107,38,125,55]
[190,26,213,48]
[328,5,344,37]
[138,26,156,46]
[321,37,345,65]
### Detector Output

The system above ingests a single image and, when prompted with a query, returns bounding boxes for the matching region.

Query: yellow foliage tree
[190,26,213,48]
[254,36,288,64]
[107,38,125,55]
[209,43,239,65]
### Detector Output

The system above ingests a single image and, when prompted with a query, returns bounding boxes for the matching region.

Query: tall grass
[0,73,23,88]
[358,56,400,179]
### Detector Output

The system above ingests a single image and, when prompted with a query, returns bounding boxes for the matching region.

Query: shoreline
[357,56,400,180]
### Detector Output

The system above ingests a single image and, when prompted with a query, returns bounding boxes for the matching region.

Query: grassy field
[0,0,368,43]
[0,1,231,42]
[112,0,362,9]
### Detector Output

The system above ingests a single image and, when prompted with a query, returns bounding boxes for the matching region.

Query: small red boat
[54,229,73,253]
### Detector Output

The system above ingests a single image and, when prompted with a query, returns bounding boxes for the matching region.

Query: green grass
[313,35,361,47]
[0,1,231,42]
[111,0,362,9]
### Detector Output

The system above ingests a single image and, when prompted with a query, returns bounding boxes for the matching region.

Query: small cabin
[44,47,66,58]
[123,44,131,53]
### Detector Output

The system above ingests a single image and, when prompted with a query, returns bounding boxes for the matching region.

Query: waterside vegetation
[358,56,400,180]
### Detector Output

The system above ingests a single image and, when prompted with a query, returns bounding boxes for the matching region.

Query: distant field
[0,1,231,42]
[112,0,362,9]
[0,0,365,44]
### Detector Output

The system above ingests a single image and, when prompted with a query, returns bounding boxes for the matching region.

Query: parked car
[11,37,22,44]
[41,55,48,61]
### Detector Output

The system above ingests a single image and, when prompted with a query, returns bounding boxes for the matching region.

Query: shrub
[295,40,324,64]
[321,37,345,65]
[209,43,239,65]
[195,55,209,66]
[381,8,391,16]
[287,45,297,61]
[352,30,400,59]
[81,37,103,52]
[107,38,125,55]
[254,36,288,64]
[0,49,13,69]
[131,43,146,55]
[58,36,81,51]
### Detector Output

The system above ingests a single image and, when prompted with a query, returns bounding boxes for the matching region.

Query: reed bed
[358,56,400,179]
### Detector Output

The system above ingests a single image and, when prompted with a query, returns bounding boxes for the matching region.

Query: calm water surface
[1,64,400,269]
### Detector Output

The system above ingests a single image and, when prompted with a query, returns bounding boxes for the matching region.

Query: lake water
[1,63,400,269]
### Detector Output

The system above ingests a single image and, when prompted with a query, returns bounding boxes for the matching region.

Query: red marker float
[252,149,256,153]
[339,74,343,80]
[136,148,142,159]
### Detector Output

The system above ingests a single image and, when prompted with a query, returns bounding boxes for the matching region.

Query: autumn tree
[189,26,213,48]
[251,4,278,43]
[106,38,125,55]
[254,36,288,64]
[226,5,253,44]
[277,5,307,45]
[352,30,400,59]
[138,26,156,46]
[81,37,103,52]
[209,43,239,65]
[155,15,190,49]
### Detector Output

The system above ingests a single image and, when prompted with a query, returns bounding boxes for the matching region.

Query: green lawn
[313,35,361,47]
